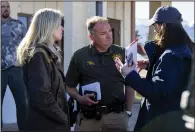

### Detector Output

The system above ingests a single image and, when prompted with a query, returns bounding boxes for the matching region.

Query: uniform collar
[90,43,113,55]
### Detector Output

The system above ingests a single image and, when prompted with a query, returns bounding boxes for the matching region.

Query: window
[18,13,32,29]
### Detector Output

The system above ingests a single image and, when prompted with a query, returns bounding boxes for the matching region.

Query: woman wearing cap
[115,5,194,131]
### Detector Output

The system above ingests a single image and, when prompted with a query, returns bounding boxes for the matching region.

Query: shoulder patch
[87,60,95,65]
[112,53,122,61]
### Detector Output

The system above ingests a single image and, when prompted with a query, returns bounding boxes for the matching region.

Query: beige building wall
[106,1,133,48]
[9,1,64,19]
[63,2,96,73]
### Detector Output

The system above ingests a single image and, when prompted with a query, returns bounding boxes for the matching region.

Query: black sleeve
[27,52,68,124]
[65,53,80,88]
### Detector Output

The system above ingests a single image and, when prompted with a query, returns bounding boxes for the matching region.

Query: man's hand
[137,59,149,72]
[78,94,99,106]
[66,86,99,106]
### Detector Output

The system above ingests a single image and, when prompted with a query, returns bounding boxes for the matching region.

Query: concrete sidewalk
[128,103,140,131]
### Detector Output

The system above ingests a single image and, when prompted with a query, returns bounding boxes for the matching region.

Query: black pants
[1,66,28,131]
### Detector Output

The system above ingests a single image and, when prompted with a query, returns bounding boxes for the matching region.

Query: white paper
[125,40,138,71]
[81,82,101,100]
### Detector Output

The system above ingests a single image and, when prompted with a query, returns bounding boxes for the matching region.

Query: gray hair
[86,16,108,34]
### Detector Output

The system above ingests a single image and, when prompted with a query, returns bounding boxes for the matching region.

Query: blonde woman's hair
[86,16,108,34]
[17,8,63,65]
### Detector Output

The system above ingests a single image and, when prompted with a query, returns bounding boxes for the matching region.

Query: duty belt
[81,104,125,120]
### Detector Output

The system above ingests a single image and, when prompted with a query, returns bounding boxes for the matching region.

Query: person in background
[1,1,27,130]
[115,5,194,132]
[180,43,195,132]
[17,8,69,131]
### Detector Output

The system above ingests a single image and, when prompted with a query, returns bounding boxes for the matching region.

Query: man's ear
[89,34,95,43]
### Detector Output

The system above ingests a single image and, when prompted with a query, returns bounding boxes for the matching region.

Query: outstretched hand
[78,94,99,106]
[114,57,136,76]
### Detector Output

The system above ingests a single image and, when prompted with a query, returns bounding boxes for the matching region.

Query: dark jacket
[125,41,192,131]
[23,44,70,131]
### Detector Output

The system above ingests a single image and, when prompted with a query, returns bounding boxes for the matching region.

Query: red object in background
[130,38,139,46]
[129,38,146,56]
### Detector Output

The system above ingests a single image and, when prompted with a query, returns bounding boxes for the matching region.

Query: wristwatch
[126,111,132,117]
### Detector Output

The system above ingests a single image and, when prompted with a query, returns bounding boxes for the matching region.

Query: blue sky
[136,2,194,23]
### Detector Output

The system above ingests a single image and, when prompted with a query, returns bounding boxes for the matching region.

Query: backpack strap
[33,48,53,64]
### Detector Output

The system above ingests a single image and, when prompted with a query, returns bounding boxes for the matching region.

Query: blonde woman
[17,8,69,131]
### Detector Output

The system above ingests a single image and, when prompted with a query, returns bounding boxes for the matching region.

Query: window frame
[18,13,32,29]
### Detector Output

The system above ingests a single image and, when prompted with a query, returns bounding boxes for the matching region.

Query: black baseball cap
[146,5,183,26]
